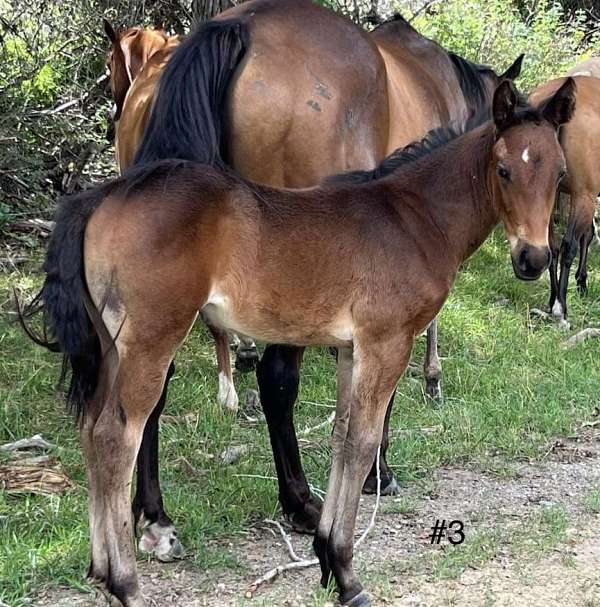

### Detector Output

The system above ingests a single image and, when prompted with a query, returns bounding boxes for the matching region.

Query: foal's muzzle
[511,241,551,281]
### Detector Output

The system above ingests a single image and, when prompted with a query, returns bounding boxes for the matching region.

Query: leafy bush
[409,0,600,90]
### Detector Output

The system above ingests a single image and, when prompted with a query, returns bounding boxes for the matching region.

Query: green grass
[582,487,600,514]
[2,229,600,605]
[428,504,569,580]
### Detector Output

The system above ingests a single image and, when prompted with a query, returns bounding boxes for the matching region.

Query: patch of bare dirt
[32,429,600,607]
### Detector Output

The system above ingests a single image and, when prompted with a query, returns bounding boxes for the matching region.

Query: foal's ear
[543,77,576,128]
[103,18,118,43]
[493,80,519,132]
[500,53,524,81]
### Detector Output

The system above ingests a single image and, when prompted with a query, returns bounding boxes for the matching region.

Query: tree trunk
[191,0,236,22]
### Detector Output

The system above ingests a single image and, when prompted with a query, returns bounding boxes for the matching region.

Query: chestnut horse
[25,75,574,606]
[529,74,600,327]
[102,0,524,561]
[102,21,177,143]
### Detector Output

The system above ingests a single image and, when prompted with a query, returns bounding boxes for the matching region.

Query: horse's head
[103,19,168,138]
[490,78,576,281]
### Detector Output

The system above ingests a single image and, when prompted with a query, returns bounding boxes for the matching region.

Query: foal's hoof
[285,496,322,534]
[235,346,259,373]
[362,474,400,496]
[138,522,185,562]
[342,590,372,607]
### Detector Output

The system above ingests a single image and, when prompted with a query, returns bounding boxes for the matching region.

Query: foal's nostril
[518,248,529,271]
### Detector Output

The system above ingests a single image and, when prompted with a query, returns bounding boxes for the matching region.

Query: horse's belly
[201,289,353,347]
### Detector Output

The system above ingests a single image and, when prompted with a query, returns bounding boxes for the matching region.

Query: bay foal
[104,2,524,556]
[29,77,574,606]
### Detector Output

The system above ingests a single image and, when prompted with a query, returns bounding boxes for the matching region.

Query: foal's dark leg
[132,362,184,561]
[362,389,400,496]
[256,345,322,533]
[575,222,595,295]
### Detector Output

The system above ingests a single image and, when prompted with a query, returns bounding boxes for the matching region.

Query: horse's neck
[392,124,499,271]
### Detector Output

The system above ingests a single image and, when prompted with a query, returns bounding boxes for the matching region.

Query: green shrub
[409,0,599,91]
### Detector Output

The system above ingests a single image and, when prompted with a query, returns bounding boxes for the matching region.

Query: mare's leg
[314,336,412,606]
[555,194,597,327]
[207,323,239,411]
[256,345,321,533]
[575,222,595,295]
[133,362,184,562]
[424,318,442,400]
[362,392,399,496]
[548,216,560,312]
[234,336,260,372]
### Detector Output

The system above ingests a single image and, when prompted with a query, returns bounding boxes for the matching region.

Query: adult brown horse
[102,1,524,561]
[102,21,177,143]
[529,74,600,327]
[26,73,575,606]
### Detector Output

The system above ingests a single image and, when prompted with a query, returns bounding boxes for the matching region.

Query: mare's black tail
[133,18,250,167]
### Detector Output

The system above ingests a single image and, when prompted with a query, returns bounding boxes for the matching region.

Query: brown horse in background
[26,73,575,606]
[100,0,524,562]
[530,74,600,327]
[102,21,177,143]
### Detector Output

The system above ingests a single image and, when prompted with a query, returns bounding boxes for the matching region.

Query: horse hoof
[138,522,185,562]
[343,590,371,607]
[235,347,259,373]
[363,474,400,496]
[426,378,443,402]
[218,372,239,412]
[285,497,322,534]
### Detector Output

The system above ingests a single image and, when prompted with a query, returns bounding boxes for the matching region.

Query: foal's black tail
[18,187,109,421]
[133,18,250,167]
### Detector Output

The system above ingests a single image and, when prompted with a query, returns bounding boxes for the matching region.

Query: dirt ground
[32,427,600,607]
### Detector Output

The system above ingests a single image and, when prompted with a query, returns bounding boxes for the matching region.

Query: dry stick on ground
[562,328,600,349]
[298,412,335,436]
[248,444,382,594]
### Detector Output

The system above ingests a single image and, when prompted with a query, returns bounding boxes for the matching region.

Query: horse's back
[531,75,600,194]
[566,57,600,79]
[370,18,463,153]
[222,0,389,186]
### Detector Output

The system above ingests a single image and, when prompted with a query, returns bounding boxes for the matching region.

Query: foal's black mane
[327,103,541,186]
[376,13,494,115]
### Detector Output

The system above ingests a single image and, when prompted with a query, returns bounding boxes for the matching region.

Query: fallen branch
[298,412,335,436]
[562,328,600,349]
[248,445,382,595]
[0,434,55,452]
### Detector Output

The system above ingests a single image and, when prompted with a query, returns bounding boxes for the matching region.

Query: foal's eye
[558,169,566,182]
[498,166,511,181]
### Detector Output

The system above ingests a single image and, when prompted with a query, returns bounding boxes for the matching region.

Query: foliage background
[0,0,598,236]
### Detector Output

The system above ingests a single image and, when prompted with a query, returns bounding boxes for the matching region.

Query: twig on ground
[263,519,307,562]
[354,444,381,549]
[562,328,600,349]
[0,434,54,452]
[298,412,335,436]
